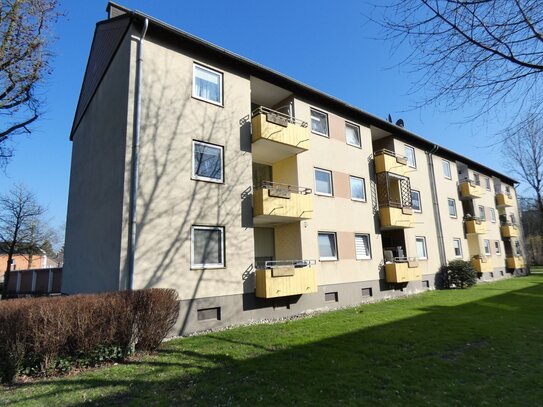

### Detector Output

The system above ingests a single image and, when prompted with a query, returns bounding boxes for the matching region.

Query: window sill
[191,266,226,270]
[356,257,372,261]
[319,258,338,262]
[351,198,367,203]
[191,94,224,108]
[315,192,334,198]
[311,131,329,138]
[346,142,362,149]
[191,176,224,184]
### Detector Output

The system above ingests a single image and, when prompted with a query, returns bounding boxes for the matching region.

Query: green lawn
[2,272,543,406]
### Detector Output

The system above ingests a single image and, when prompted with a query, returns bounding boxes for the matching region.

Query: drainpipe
[427,144,447,267]
[127,17,149,290]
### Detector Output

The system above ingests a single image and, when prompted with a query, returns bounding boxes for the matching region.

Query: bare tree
[0,0,59,166]
[0,184,46,298]
[371,0,543,117]
[503,113,543,215]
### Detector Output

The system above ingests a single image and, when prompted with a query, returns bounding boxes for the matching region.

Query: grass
[2,272,543,406]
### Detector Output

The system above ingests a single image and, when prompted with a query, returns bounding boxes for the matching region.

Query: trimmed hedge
[0,289,179,383]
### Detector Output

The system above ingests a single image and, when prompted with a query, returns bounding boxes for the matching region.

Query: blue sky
[0,0,515,238]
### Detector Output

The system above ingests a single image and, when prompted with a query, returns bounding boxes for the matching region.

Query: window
[319,232,337,260]
[405,145,416,168]
[416,237,427,259]
[192,141,223,182]
[478,205,486,221]
[315,168,333,196]
[453,238,462,258]
[448,198,457,218]
[350,176,366,201]
[483,239,491,256]
[442,160,452,179]
[515,240,521,256]
[355,234,371,260]
[311,109,329,137]
[490,208,496,223]
[494,241,501,255]
[485,177,491,191]
[411,190,422,212]
[191,226,225,268]
[193,64,222,105]
[345,122,361,147]
[473,172,480,186]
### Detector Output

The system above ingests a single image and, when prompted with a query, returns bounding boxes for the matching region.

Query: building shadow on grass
[8,277,543,406]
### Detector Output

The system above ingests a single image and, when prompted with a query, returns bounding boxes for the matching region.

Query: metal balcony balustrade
[459,177,481,187]
[254,181,312,198]
[376,172,412,209]
[251,106,307,128]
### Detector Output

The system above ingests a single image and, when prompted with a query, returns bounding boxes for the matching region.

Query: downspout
[514,185,529,275]
[127,17,149,290]
[427,144,447,267]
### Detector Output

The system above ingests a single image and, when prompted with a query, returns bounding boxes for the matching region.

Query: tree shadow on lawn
[9,278,543,406]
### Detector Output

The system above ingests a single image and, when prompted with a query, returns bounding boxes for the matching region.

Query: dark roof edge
[100,2,516,185]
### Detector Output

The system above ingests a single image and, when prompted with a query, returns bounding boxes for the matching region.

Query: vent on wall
[361,288,373,297]
[325,292,338,302]
[422,280,430,288]
[500,270,504,276]
[490,272,494,278]
[197,307,221,321]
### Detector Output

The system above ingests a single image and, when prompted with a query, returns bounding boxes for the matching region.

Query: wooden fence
[4,268,62,296]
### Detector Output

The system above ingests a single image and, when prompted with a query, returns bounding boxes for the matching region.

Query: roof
[73,1,517,185]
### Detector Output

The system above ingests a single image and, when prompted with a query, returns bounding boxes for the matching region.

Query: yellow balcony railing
[379,206,414,229]
[471,257,493,273]
[385,259,421,283]
[496,193,514,207]
[253,182,313,224]
[459,180,483,199]
[255,261,317,298]
[374,149,409,176]
[500,224,520,238]
[506,256,524,269]
[465,219,487,234]
[251,107,309,164]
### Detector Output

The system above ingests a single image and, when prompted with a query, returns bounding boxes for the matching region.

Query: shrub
[0,288,179,383]
[446,259,478,289]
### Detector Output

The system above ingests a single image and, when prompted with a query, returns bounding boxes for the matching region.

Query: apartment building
[63,2,526,335]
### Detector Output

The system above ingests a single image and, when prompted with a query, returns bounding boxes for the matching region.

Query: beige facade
[63,3,526,335]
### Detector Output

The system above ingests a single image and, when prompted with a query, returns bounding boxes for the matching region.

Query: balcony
[506,256,524,269]
[496,193,514,207]
[251,107,309,164]
[459,179,483,199]
[385,258,421,283]
[465,218,487,234]
[374,149,409,177]
[500,223,520,238]
[253,181,313,225]
[379,206,414,229]
[255,260,317,298]
[471,256,493,273]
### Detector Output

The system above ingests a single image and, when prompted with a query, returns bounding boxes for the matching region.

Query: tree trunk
[2,246,15,299]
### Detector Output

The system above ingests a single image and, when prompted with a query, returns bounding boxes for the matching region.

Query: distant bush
[445,260,479,289]
[0,289,179,383]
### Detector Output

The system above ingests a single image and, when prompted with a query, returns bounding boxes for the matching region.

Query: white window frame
[494,241,501,255]
[191,226,225,269]
[478,205,486,221]
[453,238,462,258]
[310,108,329,137]
[355,233,371,260]
[448,198,457,218]
[490,208,496,223]
[416,236,428,260]
[318,232,338,261]
[192,63,223,106]
[405,145,416,168]
[442,160,452,179]
[345,122,361,148]
[485,177,491,191]
[483,239,491,256]
[412,190,422,213]
[314,168,333,197]
[192,140,224,183]
[350,176,366,202]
